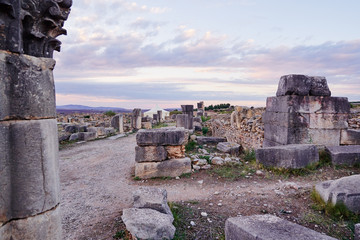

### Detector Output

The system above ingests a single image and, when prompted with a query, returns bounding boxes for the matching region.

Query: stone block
[197,136,227,145]
[262,138,283,147]
[256,144,319,169]
[122,208,175,240]
[176,114,193,130]
[276,74,331,97]
[262,111,309,128]
[136,127,188,146]
[341,129,360,145]
[225,214,336,240]
[135,146,167,162]
[0,119,60,221]
[217,142,241,156]
[264,124,309,145]
[69,133,79,141]
[165,145,185,159]
[315,174,360,214]
[355,223,360,240]
[266,96,350,114]
[307,129,341,146]
[78,132,96,141]
[105,127,115,136]
[181,105,194,115]
[0,51,56,121]
[133,187,173,218]
[309,113,348,129]
[64,125,79,133]
[135,158,192,179]
[326,145,360,166]
[111,114,123,131]
[0,206,62,240]
[141,122,152,129]
[193,117,201,123]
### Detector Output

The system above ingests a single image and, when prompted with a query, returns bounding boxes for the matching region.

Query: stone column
[111,114,124,133]
[132,108,142,130]
[157,110,163,123]
[0,1,71,239]
[177,105,194,129]
[153,114,158,124]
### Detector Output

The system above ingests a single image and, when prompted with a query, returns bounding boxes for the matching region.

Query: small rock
[195,159,208,166]
[209,203,213,206]
[201,212,208,217]
[198,180,204,184]
[211,157,224,165]
[190,221,196,226]
[214,191,220,195]
[190,135,197,141]
[192,165,201,170]
[175,176,180,180]
[284,182,300,190]
[224,157,232,162]
[256,170,264,176]
[201,164,211,170]
[207,218,212,223]
[217,203,222,206]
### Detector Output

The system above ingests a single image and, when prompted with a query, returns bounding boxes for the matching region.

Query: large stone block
[135,146,167,162]
[135,158,192,179]
[256,144,319,169]
[326,145,360,166]
[309,113,348,129]
[122,208,175,240]
[136,127,188,146]
[0,51,56,120]
[217,142,241,156]
[176,114,193,130]
[315,175,360,214]
[181,105,194,115]
[276,74,331,97]
[341,129,360,145]
[263,111,309,128]
[307,129,341,146]
[0,119,60,222]
[78,132,96,141]
[133,187,173,218]
[266,96,350,114]
[196,136,227,145]
[0,206,62,240]
[225,214,336,240]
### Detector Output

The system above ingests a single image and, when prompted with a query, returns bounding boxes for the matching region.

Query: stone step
[225,214,336,240]
[326,145,360,166]
[256,144,319,169]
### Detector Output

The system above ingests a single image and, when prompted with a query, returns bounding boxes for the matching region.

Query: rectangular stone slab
[0,51,56,120]
[225,214,336,240]
[135,146,168,162]
[135,158,191,179]
[266,96,350,114]
[136,127,188,146]
[0,119,60,221]
[326,145,360,166]
[196,136,227,145]
[256,144,319,169]
[341,129,360,145]
[262,111,309,128]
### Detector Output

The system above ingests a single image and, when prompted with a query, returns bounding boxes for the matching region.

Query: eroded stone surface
[326,145,360,166]
[135,158,191,179]
[217,142,241,156]
[0,119,60,221]
[136,127,188,146]
[197,136,227,145]
[341,129,360,145]
[135,146,167,162]
[315,174,360,214]
[122,208,175,240]
[256,144,319,169]
[225,214,336,240]
[165,145,185,159]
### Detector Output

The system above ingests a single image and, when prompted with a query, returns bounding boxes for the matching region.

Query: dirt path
[60,134,357,240]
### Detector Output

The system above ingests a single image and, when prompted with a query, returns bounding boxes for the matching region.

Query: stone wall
[209,106,265,150]
[349,109,360,129]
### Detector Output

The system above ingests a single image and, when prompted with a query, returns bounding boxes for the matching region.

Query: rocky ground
[60,134,360,240]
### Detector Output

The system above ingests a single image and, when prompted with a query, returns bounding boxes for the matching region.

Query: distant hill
[56,105,132,113]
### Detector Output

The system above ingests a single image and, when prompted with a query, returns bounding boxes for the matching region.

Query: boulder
[256,144,319,169]
[315,174,360,214]
[217,142,241,156]
[133,187,173,219]
[326,145,360,166]
[135,146,167,162]
[78,132,96,141]
[69,133,79,141]
[122,208,175,240]
[136,127,188,146]
[211,157,224,165]
[197,136,227,145]
[225,214,336,240]
[135,158,191,179]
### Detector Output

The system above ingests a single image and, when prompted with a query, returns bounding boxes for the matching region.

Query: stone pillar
[177,105,194,129]
[157,110,162,123]
[132,108,142,130]
[153,114,158,124]
[197,101,205,117]
[0,1,71,239]
[111,114,124,133]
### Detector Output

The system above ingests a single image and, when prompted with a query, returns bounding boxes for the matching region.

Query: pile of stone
[59,124,115,142]
[348,109,360,129]
[122,187,175,239]
[135,127,192,178]
[263,74,350,147]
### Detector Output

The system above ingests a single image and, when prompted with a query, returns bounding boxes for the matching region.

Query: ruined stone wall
[209,107,265,150]
[349,109,360,129]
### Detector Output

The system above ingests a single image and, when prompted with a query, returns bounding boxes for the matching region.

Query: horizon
[53,0,360,109]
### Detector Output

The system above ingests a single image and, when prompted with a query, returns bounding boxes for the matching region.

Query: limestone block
[78,132,96,141]
[133,187,173,218]
[262,138,283,147]
[341,129,360,145]
[181,105,194,115]
[0,51,56,120]
[86,127,99,138]
[256,144,319,169]
[165,145,185,159]
[217,142,241,156]
[176,114,193,129]
[135,146,167,162]
[307,129,341,146]
[196,136,227,145]
[315,174,360,214]
[69,133,79,141]
[309,113,348,129]
[225,214,336,240]
[105,127,115,136]
[136,127,188,146]
[135,158,192,179]
[262,111,309,128]
[266,96,350,114]
[264,124,309,145]
[0,206,62,240]
[64,125,79,133]
[111,114,123,131]
[0,119,60,221]
[276,74,331,97]
[326,145,360,166]
[122,208,175,240]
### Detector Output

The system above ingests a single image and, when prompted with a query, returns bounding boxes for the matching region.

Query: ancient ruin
[0,0,71,239]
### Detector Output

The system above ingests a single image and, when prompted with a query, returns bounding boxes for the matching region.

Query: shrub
[202,127,209,135]
[185,141,197,152]
[104,110,116,117]
[201,116,211,122]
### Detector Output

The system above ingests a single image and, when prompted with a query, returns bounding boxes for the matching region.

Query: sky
[53,0,360,109]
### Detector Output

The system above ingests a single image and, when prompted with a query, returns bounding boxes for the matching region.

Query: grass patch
[169,202,193,239]
[201,116,211,122]
[198,155,211,164]
[185,140,197,152]
[133,176,141,181]
[179,172,192,178]
[209,162,253,181]
[202,127,209,135]
[243,149,256,162]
